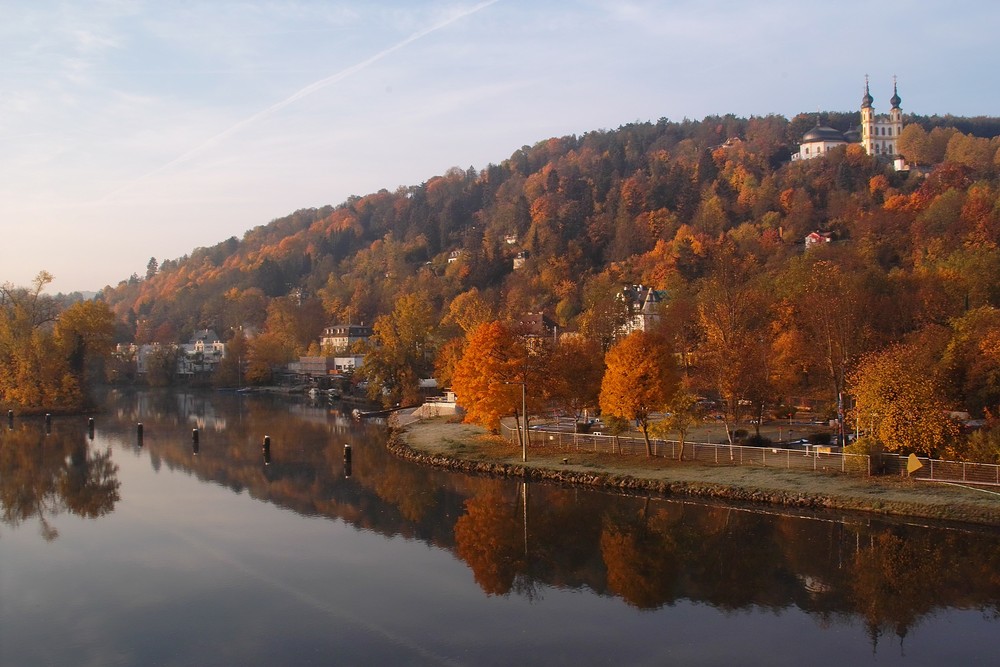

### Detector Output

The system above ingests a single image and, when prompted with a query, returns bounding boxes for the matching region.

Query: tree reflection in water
[53,389,1000,651]
[453,478,1000,649]
[456,484,798,612]
[0,424,119,540]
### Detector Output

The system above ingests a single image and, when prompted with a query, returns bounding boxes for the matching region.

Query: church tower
[860,76,903,157]
[888,76,903,144]
[860,75,875,155]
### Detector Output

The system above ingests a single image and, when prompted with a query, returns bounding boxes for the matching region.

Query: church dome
[862,80,874,109]
[890,83,901,108]
[802,125,846,143]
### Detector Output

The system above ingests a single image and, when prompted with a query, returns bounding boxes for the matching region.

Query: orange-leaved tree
[452,321,525,432]
[599,330,679,456]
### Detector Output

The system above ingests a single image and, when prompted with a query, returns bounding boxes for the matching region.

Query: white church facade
[793,77,903,162]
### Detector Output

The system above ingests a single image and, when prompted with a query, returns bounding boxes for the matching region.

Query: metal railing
[502,423,871,475]
[881,455,1000,486]
[504,423,1000,484]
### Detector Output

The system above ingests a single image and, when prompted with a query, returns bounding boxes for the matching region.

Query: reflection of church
[794,76,903,161]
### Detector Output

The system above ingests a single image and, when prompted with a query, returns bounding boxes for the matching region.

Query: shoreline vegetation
[390,416,1000,527]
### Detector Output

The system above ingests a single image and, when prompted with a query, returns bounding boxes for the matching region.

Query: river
[2,389,998,666]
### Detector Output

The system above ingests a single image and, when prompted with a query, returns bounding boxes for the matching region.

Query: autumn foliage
[1,273,115,412]
[452,322,524,431]
[600,330,679,456]
[849,344,960,456]
[54,108,1000,458]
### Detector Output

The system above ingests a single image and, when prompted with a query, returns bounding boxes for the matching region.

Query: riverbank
[389,416,1000,527]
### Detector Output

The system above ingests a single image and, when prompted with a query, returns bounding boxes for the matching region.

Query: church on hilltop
[793,76,904,162]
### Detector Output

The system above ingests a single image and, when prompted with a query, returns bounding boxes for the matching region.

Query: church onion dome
[802,125,846,143]
[890,84,901,108]
[862,82,874,109]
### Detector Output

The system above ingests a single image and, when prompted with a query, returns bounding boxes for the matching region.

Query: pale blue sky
[2,0,997,293]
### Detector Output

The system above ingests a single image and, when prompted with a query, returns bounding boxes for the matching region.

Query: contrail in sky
[99,0,500,202]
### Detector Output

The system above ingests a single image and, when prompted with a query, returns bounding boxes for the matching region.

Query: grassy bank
[391,416,1000,527]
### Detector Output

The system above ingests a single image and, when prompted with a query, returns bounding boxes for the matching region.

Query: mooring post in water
[262,435,271,465]
[45,413,52,432]
[343,443,352,478]
[88,417,95,439]
[192,428,200,455]
[7,409,13,429]
[137,422,144,445]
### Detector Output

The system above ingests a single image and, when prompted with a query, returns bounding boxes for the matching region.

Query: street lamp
[504,380,527,462]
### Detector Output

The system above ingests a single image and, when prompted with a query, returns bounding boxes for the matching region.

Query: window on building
[887,127,892,136]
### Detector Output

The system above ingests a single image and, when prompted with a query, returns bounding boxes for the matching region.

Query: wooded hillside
[92,110,1000,456]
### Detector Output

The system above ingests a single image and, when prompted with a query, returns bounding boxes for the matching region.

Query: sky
[2,0,998,294]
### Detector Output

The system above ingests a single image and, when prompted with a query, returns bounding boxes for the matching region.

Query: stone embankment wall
[386,429,840,510]
[386,428,1000,525]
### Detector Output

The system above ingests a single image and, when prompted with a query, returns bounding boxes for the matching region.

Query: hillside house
[618,284,666,336]
[805,231,833,249]
[517,312,558,340]
[321,324,372,353]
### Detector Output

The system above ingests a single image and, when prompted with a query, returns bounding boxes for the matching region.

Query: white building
[178,330,225,375]
[321,324,372,353]
[618,284,665,336]
[793,77,903,161]
[332,355,366,373]
[861,76,904,158]
[794,123,858,161]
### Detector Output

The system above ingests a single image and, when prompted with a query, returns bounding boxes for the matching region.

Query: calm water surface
[2,390,999,666]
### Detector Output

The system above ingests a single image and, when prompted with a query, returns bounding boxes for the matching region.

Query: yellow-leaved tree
[650,389,704,461]
[849,344,960,457]
[54,299,115,389]
[0,271,112,411]
[360,292,435,408]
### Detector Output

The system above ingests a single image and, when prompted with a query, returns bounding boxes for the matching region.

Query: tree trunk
[513,408,524,453]
[640,422,653,457]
